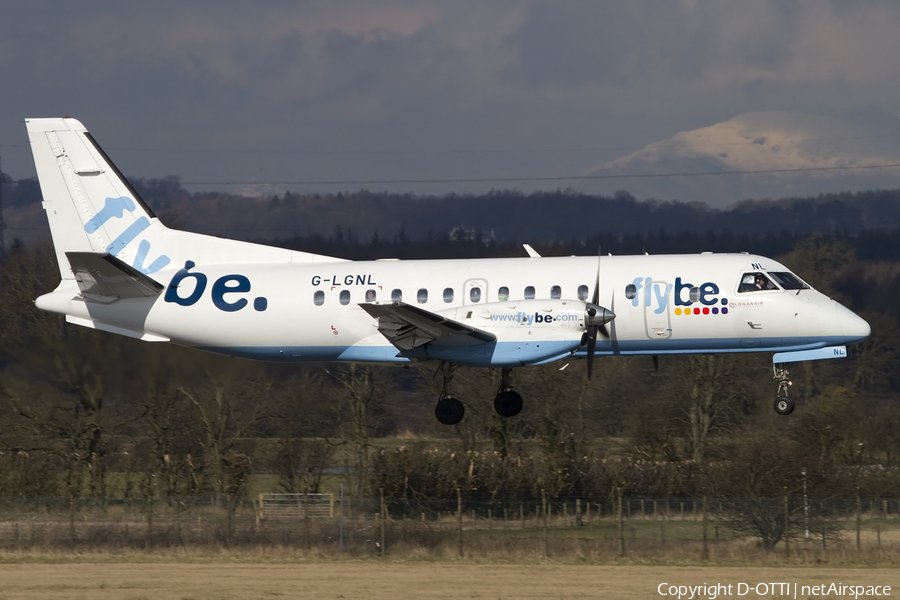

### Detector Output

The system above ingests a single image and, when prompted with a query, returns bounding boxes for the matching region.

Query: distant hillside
[580,110,900,207]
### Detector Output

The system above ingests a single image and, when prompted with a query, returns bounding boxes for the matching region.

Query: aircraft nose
[836,302,870,343]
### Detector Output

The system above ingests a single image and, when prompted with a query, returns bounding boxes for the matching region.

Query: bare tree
[328,364,391,496]
[178,368,269,506]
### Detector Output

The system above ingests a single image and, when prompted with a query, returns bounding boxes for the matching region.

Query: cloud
[2,0,900,199]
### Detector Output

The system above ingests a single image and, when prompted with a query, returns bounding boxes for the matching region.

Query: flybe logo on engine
[630,277,730,316]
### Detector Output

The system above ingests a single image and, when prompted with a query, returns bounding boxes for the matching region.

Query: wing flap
[360,302,496,351]
[66,251,163,303]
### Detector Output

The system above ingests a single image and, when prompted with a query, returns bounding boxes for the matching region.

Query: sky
[2,0,900,203]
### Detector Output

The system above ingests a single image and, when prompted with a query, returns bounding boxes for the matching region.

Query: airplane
[25,117,871,424]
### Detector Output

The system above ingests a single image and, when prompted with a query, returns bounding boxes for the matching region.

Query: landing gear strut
[773,364,795,415]
[493,367,523,418]
[434,362,465,425]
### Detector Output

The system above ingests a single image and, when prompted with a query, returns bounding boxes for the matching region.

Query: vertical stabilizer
[26,117,171,280]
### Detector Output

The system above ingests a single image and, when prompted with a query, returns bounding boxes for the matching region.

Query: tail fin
[27,118,344,286]
[26,117,172,280]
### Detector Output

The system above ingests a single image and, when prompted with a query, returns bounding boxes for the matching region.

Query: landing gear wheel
[774,396,795,415]
[494,390,523,417]
[435,396,465,425]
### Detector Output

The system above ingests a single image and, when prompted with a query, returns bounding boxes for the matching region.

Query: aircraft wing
[359,302,496,351]
[66,251,164,303]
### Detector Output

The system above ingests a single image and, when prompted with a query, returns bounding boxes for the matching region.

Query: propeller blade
[586,325,597,380]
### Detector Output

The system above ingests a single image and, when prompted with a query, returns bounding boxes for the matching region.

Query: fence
[0,494,897,560]
[259,493,334,519]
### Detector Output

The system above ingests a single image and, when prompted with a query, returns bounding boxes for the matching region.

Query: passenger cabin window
[339,290,351,305]
[417,288,428,304]
[443,288,455,303]
[365,289,376,302]
[313,290,325,306]
[391,289,402,302]
[739,272,777,293]
[769,272,809,290]
[470,287,482,303]
[498,286,509,301]
[577,285,589,301]
[550,285,562,299]
[625,284,637,300]
[524,285,535,300]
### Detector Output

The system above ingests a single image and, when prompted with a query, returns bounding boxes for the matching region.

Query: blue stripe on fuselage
[199,334,858,366]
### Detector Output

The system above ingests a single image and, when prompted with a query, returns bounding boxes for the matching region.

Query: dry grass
[0,557,898,600]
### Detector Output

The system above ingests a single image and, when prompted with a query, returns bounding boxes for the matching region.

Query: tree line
[7,175,900,246]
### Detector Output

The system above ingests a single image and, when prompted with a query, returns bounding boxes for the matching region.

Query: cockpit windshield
[768,272,810,291]
[739,272,778,292]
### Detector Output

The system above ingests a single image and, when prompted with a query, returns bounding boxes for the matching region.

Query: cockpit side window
[769,272,809,291]
[739,272,778,293]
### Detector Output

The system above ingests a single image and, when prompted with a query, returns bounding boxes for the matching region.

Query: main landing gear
[494,367,523,418]
[432,364,524,425]
[434,363,465,425]
[773,363,795,415]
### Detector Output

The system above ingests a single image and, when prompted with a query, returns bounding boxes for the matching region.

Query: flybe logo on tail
[85,196,171,275]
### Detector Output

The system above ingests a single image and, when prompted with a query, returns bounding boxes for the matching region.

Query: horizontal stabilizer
[66,251,163,303]
[360,302,496,351]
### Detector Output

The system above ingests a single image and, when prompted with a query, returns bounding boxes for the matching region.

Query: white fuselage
[39,252,870,368]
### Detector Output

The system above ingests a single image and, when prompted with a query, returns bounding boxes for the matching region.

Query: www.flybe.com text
[490,312,579,325]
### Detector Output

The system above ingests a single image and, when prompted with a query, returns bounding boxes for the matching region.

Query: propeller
[584,249,615,380]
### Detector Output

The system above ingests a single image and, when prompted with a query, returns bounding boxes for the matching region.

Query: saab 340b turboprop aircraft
[26,117,871,424]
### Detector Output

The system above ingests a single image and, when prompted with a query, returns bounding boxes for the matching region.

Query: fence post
[576,499,582,527]
[339,484,344,554]
[856,491,862,552]
[618,488,625,557]
[783,491,789,558]
[457,488,463,557]
[701,495,709,560]
[380,488,386,557]
[304,487,311,551]
[542,489,548,558]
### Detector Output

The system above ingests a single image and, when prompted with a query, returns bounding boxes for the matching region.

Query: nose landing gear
[773,364,795,415]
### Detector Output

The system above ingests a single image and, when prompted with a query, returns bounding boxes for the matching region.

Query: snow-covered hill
[578,111,900,208]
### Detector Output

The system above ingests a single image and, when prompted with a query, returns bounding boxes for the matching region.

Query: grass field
[0,557,898,600]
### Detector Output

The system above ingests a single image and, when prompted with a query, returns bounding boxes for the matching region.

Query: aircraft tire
[773,397,795,415]
[435,397,465,425]
[494,390,523,417]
